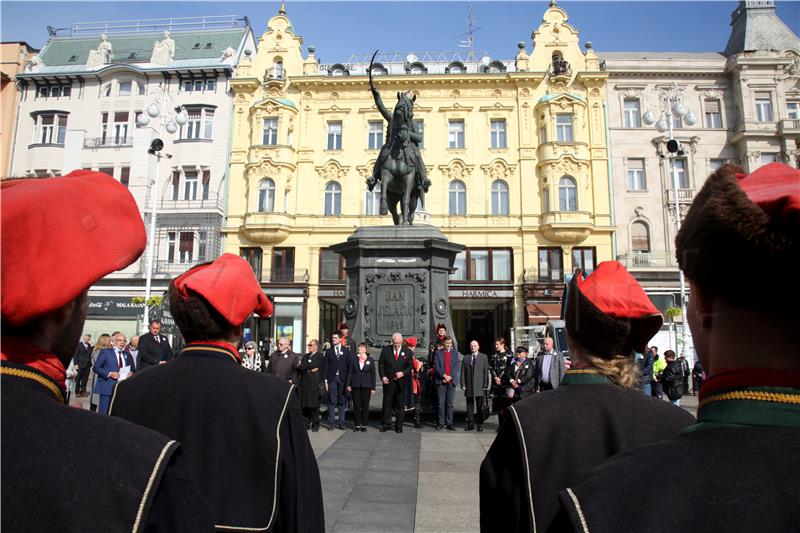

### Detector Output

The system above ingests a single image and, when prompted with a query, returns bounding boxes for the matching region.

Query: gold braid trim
[0,366,64,403]
[181,346,239,363]
[566,369,599,374]
[700,390,800,409]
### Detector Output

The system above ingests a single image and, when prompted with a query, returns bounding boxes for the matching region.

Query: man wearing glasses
[268,337,300,385]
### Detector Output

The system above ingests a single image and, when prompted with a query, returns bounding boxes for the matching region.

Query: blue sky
[2,1,799,62]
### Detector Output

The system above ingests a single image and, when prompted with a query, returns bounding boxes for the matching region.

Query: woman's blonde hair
[567,335,640,388]
[94,333,111,351]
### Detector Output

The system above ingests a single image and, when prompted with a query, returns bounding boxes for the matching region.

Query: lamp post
[136,84,188,329]
[642,81,696,359]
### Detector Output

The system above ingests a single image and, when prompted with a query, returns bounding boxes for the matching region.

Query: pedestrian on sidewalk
[660,350,685,406]
[346,342,376,432]
[404,337,424,428]
[72,334,92,397]
[503,346,535,404]
[678,353,690,395]
[324,332,352,430]
[298,339,324,431]
[691,359,704,395]
[489,337,514,430]
[379,332,413,433]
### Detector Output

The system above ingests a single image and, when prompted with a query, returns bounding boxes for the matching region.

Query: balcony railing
[154,260,205,275]
[159,195,224,211]
[779,119,800,134]
[616,252,678,269]
[84,136,132,148]
[264,269,309,284]
[665,188,694,204]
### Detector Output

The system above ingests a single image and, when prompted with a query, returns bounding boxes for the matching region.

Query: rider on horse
[367,86,431,203]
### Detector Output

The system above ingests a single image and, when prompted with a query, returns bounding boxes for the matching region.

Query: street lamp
[137,84,188,329]
[642,81,695,360]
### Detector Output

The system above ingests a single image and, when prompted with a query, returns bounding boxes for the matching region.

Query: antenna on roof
[457,4,480,51]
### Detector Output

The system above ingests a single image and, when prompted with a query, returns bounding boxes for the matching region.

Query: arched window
[324,181,342,215]
[449,180,467,215]
[631,221,651,253]
[558,176,577,212]
[258,178,275,212]
[491,179,509,215]
[274,60,283,79]
[365,182,382,215]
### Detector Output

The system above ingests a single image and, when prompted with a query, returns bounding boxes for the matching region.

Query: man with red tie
[433,336,461,430]
[93,332,135,414]
[378,332,413,433]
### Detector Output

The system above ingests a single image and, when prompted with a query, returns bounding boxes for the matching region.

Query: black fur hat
[676,163,800,312]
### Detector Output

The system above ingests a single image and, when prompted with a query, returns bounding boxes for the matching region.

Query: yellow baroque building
[224,2,614,353]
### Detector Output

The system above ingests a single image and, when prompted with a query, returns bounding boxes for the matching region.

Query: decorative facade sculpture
[150,31,175,65]
[86,34,113,68]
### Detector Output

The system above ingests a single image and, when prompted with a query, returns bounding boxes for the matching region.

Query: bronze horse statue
[367,50,430,225]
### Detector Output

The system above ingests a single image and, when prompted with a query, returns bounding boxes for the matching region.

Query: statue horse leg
[400,170,416,225]
[387,192,401,225]
[379,168,392,216]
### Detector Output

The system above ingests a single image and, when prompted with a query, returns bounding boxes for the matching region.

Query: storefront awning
[526,303,561,325]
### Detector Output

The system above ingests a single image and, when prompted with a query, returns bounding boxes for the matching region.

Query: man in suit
[92,331,135,414]
[460,340,489,432]
[1,170,213,532]
[378,332,413,433]
[534,336,566,392]
[72,334,92,396]
[268,337,300,384]
[323,333,352,430]
[433,336,461,430]
[137,318,173,370]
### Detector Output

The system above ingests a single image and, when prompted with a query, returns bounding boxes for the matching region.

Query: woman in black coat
[346,342,376,432]
[298,339,324,431]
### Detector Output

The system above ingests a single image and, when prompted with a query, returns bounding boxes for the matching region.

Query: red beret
[566,261,662,357]
[404,337,418,348]
[173,253,272,326]
[736,163,800,223]
[1,171,146,326]
[337,322,349,331]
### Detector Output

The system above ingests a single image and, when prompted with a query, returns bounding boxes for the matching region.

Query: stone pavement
[309,394,699,533]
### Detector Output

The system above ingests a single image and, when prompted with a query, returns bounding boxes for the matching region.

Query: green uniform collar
[561,369,614,386]
[685,385,800,432]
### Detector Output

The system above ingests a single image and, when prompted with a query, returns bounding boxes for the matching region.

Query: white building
[604,0,800,352]
[10,16,256,336]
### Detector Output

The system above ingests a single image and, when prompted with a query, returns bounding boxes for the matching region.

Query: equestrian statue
[367,50,431,225]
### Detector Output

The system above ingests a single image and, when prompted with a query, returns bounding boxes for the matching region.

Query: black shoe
[477,425,484,432]
[446,425,456,431]
[337,423,344,430]
[361,427,367,432]
[465,424,474,431]
[435,424,442,431]
[327,425,334,431]
[312,426,319,432]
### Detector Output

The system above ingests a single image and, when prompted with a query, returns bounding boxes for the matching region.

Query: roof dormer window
[192,43,201,49]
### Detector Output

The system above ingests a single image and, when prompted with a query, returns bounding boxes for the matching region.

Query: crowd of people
[1,162,797,532]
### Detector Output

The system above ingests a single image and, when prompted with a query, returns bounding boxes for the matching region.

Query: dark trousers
[465,396,486,426]
[382,379,405,428]
[436,383,455,426]
[302,406,320,429]
[539,382,554,392]
[327,379,346,425]
[76,367,90,393]
[352,388,372,427]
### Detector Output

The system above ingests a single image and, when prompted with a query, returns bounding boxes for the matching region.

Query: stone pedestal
[331,225,464,356]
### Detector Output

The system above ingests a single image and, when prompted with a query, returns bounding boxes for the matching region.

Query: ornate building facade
[605,0,800,351]
[225,2,614,352]
[10,17,255,337]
